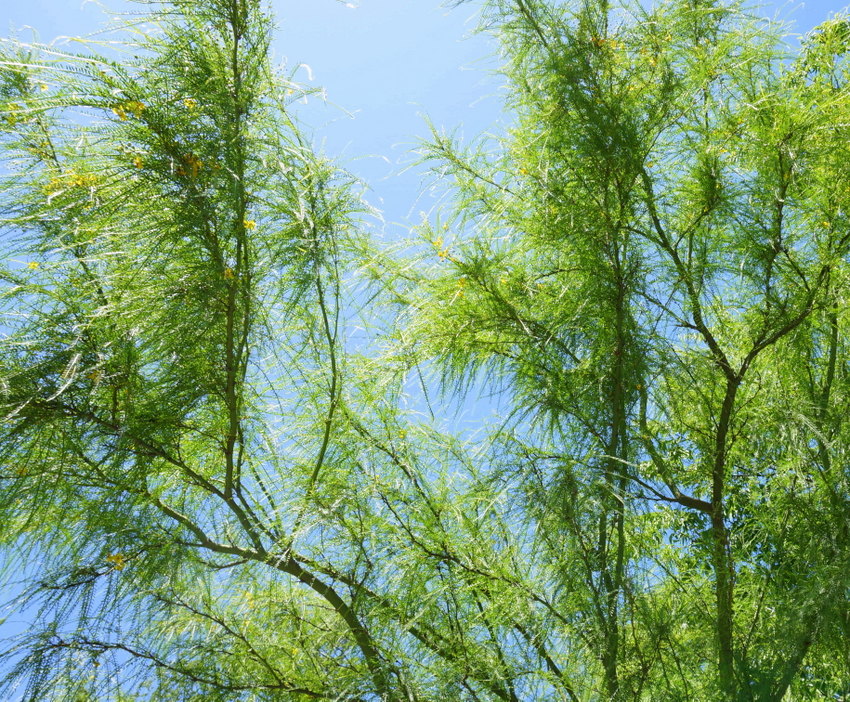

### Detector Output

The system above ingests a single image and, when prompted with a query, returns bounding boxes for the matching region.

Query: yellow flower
[106,553,126,571]
[44,176,64,194]
[822,221,831,228]
[126,101,145,118]
[432,236,444,249]
[243,219,256,230]
[4,103,22,127]
[223,267,235,280]
[112,101,145,121]
[40,83,49,92]
[183,97,198,110]
[183,153,203,178]
[133,155,144,169]
[27,261,39,270]
[64,172,97,189]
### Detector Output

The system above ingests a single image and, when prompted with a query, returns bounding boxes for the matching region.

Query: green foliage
[1,0,849,700]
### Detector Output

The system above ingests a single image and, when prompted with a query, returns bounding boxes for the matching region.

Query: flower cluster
[106,553,127,571]
[176,153,203,178]
[112,100,146,121]
[590,37,625,50]
[3,103,27,127]
[44,171,98,194]
[432,236,454,261]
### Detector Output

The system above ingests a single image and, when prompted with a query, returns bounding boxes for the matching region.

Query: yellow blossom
[822,221,831,228]
[183,97,198,110]
[27,261,39,270]
[106,553,126,571]
[4,103,22,126]
[133,155,144,169]
[223,267,235,280]
[126,101,145,118]
[112,100,145,121]
[183,153,203,178]
[44,176,64,194]
[432,236,444,249]
[243,219,256,230]
[72,173,97,188]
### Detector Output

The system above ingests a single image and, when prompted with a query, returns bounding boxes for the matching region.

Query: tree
[1,0,849,700]
[412,0,850,698]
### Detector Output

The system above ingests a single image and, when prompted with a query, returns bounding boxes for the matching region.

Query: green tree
[411,0,850,699]
[1,0,849,700]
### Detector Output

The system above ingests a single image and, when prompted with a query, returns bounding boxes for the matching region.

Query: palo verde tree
[407,0,850,699]
[1,0,850,700]
[0,1,604,700]
[0,0,501,698]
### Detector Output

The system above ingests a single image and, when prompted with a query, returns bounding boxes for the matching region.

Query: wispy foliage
[1,0,849,700]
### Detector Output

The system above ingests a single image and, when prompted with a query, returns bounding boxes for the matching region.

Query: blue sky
[6,0,844,233]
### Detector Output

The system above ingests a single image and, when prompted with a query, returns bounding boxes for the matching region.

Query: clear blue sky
[5,0,844,233]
